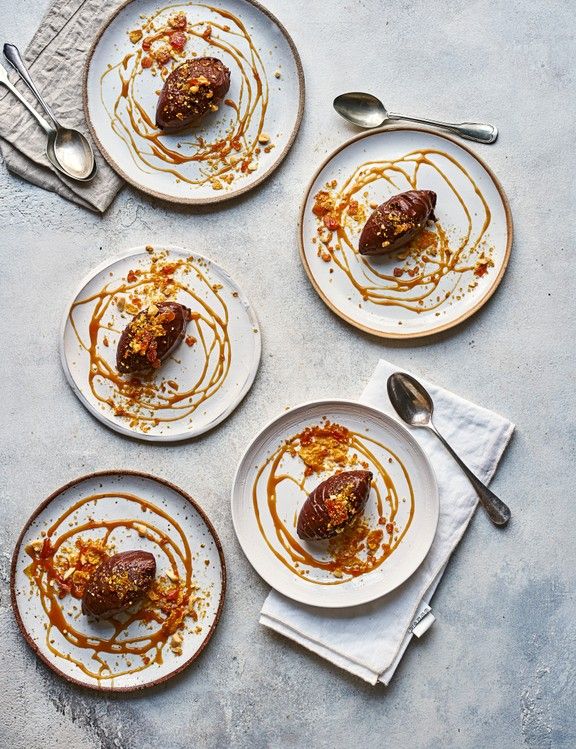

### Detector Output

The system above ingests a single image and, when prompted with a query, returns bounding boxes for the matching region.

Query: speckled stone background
[1,1,574,747]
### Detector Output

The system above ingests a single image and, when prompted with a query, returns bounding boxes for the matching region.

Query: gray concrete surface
[1,1,574,747]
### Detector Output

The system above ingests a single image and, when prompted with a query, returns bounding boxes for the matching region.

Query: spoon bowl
[387,372,434,427]
[334,91,386,128]
[49,127,96,181]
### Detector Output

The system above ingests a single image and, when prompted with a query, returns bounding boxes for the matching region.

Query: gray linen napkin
[0,0,124,212]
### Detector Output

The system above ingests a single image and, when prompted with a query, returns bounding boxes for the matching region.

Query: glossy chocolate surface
[116,301,190,374]
[156,57,231,131]
[359,189,437,256]
[297,470,373,540]
[82,550,156,617]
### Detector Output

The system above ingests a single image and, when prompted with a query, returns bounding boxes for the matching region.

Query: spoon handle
[429,424,511,526]
[387,112,497,144]
[3,44,59,127]
[0,63,52,134]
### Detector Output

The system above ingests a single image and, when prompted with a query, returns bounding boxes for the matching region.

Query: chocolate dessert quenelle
[156,57,231,131]
[116,301,191,374]
[297,470,373,540]
[82,550,156,617]
[359,189,437,256]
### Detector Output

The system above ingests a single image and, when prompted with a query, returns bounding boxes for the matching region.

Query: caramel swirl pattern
[252,422,415,585]
[24,492,199,682]
[68,251,231,433]
[311,149,495,314]
[100,3,270,189]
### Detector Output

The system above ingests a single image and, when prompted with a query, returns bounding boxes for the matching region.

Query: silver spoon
[3,43,96,181]
[334,91,498,145]
[387,372,511,526]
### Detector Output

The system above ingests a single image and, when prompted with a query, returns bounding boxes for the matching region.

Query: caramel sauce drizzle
[99,4,269,188]
[313,149,494,314]
[24,492,197,682]
[252,423,415,585]
[69,252,231,432]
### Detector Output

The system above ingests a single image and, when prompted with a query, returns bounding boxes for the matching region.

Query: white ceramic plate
[61,245,261,441]
[84,0,304,204]
[231,400,439,607]
[300,127,513,339]
[11,471,225,691]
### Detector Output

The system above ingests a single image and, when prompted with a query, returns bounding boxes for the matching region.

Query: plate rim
[59,244,262,442]
[231,397,440,608]
[10,469,227,692]
[83,0,306,205]
[298,125,514,339]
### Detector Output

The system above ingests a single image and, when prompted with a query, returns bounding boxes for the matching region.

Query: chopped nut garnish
[168,11,187,30]
[26,539,44,554]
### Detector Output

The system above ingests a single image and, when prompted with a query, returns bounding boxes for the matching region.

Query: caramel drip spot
[99,4,270,191]
[252,421,415,584]
[311,149,495,315]
[68,251,232,433]
[23,492,203,683]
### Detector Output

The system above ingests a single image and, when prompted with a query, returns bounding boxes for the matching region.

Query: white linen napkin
[260,359,514,685]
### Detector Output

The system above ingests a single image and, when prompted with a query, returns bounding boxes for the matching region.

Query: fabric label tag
[409,605,435,638]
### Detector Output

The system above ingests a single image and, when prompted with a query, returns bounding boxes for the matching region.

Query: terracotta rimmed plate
[11,471,226,691]
[84,0,304,204]
[231,400,439,608]
[300,127,513,339]
[61,245,261,441]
